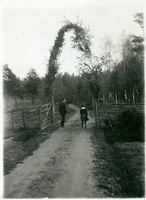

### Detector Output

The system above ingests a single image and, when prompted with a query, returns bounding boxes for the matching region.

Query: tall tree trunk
[32,95,35,107]
[5,95,8,108]
[115,93,118,104]
[14,98,17,108]
[93,97,97,127]
[124,90,127,102]
[103,93,105,104]
[51,95,55,125]
[133,91,135,104]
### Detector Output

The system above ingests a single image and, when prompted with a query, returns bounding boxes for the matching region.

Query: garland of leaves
[45,21,92,96]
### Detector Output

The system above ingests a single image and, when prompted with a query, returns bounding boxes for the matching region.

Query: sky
[1,0,145,79]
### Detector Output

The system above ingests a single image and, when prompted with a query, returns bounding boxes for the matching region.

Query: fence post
[22,108,25,128]
[97,101,100,127]
[95,100,100,127]
[92,97,95,113]
[93,97,98,128]
[38,107,42,131]
[11,108,13,129]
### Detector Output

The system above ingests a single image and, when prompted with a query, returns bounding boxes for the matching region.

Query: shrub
[103,108,144,143]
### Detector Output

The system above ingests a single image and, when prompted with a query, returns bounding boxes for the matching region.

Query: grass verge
[91,127,123,197]
[112,142,145,197]
[91,127,145,197]
[4,126,55,175]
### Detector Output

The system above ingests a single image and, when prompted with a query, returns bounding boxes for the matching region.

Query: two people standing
[59,99,89,128]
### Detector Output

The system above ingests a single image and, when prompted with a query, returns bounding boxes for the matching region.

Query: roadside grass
[91,127,123,198]
[91,127,144,198]
[102,107,144,197]
[91,127,145,197]
[4,127,55,175]
[4,107,76,175]
[112,142,145,197]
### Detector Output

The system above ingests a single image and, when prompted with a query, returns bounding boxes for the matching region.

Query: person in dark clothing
[59,99,67,127]
[80,104,88,128]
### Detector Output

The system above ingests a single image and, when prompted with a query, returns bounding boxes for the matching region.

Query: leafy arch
[45,21,92,96]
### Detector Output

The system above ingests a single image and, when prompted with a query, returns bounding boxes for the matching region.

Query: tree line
[76,12,144,104]
[3,65,92,107]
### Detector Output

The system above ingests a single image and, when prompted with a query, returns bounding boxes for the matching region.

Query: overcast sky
[1,0,145,79]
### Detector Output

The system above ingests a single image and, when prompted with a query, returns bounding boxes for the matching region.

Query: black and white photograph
[1,0,145,198]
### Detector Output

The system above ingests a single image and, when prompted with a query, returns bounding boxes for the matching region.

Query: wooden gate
[9,103,53,131]
[39,103,52,131]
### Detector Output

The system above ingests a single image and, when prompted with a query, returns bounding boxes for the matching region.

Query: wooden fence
[10,103,53,131]
[93,101,144,128]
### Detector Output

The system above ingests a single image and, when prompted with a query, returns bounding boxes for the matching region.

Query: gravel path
[4,108,107,198]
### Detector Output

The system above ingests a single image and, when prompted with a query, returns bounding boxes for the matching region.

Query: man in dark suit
[59,99,67,127]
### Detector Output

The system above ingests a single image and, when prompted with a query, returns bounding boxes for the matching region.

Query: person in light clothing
[80,104,88,128]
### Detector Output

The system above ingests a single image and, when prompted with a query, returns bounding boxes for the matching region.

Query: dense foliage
[23,68,40,105]
[103,108,144,144]
[3,64,24,107]
[53,72,92,105]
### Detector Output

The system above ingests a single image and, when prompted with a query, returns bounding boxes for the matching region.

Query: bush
[103,108,144,143]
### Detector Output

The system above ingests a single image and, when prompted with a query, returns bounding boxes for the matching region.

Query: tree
[24,68,40,105]
[132,12,144,102]
[37,77,48,104]
[100,34,116,71]
[76,54,102,101]
[109,62,126,103]
[45,20,92,98]
[3,64,24,107]
[117,14,144,103]
[133,12,144,30]
[98,34,117,103]
[53,73,67,102]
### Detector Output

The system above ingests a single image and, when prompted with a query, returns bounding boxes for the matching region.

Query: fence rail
[92,99,144,128]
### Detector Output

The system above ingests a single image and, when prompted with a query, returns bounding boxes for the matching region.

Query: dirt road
[4,107,107,198]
